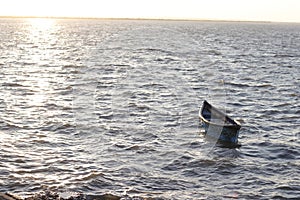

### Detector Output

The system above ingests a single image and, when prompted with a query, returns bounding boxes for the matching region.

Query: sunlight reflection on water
[0,19,299,199]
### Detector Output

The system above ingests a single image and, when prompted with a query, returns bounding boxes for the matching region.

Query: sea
[0,18,299,199]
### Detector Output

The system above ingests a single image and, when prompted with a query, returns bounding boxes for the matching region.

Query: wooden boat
[199,100,241,144]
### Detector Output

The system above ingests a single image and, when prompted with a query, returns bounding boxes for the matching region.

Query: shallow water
[0,18,299,199]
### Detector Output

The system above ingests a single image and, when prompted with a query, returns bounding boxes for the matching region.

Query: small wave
[162,156,216,171]
[137,48,173,55]
[41,122,74,132]
[274,54,298,58]
[290,93,299,97]
[276,185,300,191]
[62,64,84,69]
[207,49,222,56]
[1,121,23,130]
[226,82,251,88]
[255,83,273,88]
[2,191,170,200]
[226,82,273,88]
[2,82,25,87]
[154,57,178,64]
[74,172,105,182]
[97,113,113,120]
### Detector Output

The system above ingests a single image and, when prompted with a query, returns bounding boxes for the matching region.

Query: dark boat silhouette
[199,100,241,144]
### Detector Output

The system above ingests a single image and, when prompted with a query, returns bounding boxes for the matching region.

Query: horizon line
[1,15,298,24]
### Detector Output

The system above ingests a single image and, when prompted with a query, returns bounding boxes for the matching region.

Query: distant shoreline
[0,15,285,23]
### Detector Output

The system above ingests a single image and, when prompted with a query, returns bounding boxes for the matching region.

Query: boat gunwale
[199,100,241,129]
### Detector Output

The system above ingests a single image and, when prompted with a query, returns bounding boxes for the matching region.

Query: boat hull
[199,100,241,144]
[201,120,240,144]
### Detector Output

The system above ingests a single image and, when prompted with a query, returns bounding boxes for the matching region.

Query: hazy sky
[1,0,300,22]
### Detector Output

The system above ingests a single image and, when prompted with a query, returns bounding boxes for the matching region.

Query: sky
[0,0,300,22]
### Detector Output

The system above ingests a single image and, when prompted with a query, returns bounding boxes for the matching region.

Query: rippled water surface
[0,18,299,199]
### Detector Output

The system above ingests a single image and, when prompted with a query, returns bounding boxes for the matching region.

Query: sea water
[0,18,299,199]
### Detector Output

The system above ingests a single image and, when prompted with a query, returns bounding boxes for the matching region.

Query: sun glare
[27,18,55,30]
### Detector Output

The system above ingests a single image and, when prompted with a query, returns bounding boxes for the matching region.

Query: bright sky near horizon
[0,0,299,22]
